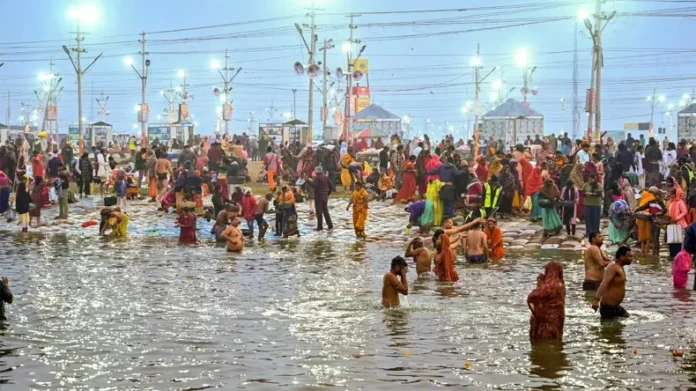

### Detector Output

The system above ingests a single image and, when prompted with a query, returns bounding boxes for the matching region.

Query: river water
[0,226,695,389]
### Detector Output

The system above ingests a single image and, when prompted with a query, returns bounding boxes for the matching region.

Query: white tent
[482,99,544,146]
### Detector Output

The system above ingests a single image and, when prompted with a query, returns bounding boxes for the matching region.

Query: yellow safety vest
[466,208,486,223]
[484,183,501,208]
[685,165,694,183]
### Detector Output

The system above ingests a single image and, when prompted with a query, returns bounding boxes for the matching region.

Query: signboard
[351,86,370,96]
[138,103,149,123]
[222,103,233,121]
[68,125,80,143]
[92,125,110,146]
[47,105,57,121]
[623,123,651,131]
[353,58,369,73]
[148,125,171,145]
[179,103,189,122]
[258,123,284,142]
[356,97,371,113]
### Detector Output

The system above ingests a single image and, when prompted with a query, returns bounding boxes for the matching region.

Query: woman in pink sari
[425,152,441,184]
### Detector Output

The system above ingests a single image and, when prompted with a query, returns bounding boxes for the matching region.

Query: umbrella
[356,128,372,138]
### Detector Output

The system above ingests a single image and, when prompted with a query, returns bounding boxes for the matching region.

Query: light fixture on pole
[64,3,102,154]
[124,31,150,148]
[516,48,537,106]
[471,43,497,156]
[211,49,242,138]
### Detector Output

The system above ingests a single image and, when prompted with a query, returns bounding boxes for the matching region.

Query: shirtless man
[443,217,486,249]
[584,231,611,290]
[155,154,174,199]
[405,237,432,275]
[221,217,245,252]
[382,256,409,308]
[592,245,633,319]
[463,221,488,263]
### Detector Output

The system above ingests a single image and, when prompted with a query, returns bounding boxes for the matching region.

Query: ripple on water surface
[0,231,695,389]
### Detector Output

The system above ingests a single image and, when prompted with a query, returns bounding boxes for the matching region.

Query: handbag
[6,208,16,223]
[560,200,575,208]
[667,224,684,244]
[538,198,555,208]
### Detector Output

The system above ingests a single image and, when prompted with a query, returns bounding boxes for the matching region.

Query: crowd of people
[3,129,696,343]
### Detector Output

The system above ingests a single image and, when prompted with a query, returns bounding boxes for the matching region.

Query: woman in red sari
[527,261,565,342]
[393,155,417,204]
[433,229,459,282]
[176,207,197,244]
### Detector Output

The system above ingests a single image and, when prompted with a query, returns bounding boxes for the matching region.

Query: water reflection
[528,341,571,381]
[592,321,627,347]
[0,231,694,388]
[383,309,411,339]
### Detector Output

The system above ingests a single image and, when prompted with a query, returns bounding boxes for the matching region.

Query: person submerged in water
[463,220,488,263]
[221,217,245,252]
[382,256,409,308]
[405,237,432,275]
[592,246,633,320]
[584,231,611,290]
[176,207,197,244]
[433,229,459,282]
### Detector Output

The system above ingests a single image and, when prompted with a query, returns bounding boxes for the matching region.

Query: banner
[223,103,233,121]
[351,86,370,96]
[179,104,189,122]
[258,123,283,142]
[356,97,371,113]
[138,103,149,123]
[353,58,369,73]
[68,125,80,143]
[148,125,171,145]
[47,105,57,121]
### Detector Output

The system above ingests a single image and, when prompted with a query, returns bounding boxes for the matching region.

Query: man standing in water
[584,231,611,290]
[405,237,431,275]
[592,246,633,319]
[382,256,409,308]
[221,217,245,252]
[156,153,174,201]
[463,220,488,263]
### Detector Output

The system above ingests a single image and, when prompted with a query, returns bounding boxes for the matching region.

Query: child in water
[176,207,197,244]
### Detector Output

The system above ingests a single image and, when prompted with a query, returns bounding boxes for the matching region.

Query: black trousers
[315,198,333,229]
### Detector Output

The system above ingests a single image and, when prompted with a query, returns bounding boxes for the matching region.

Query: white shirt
[664,149,677,176]
[412,146,422,158]
[577,150,590,165]
[634,152,644,175]
[97,153,108,177]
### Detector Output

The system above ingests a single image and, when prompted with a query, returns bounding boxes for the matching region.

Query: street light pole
[139,32,148,148]
[307,9,317,143]
[292,89,297,119]
[320,39,335,134]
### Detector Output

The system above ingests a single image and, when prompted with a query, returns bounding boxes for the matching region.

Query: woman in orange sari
[392,155,417,204]
[484,217,504,261]
[433,229,459,282]
[347,181,369,238]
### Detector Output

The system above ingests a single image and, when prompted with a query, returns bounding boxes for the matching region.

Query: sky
[0,0,694,141]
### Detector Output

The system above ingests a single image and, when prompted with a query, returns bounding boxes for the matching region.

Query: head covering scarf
[539,178,560,200]
[524,166,545,197]
[527,261,565,341]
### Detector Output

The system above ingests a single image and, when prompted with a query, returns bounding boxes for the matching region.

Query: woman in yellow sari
[346,181,369,238]
[426,179,444,226]
[340,147,355,190]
